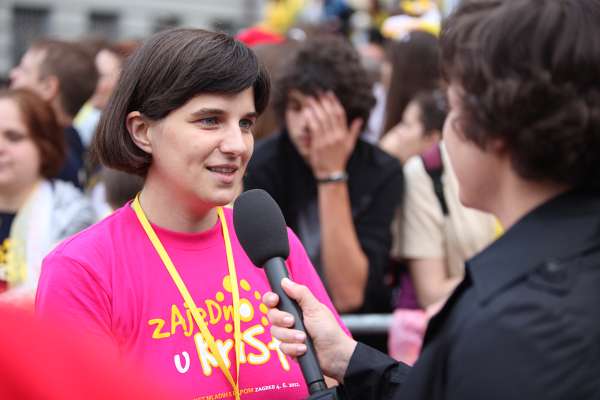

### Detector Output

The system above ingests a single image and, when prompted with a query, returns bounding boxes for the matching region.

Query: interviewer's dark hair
[272,35,375,126]
[92,28,270,176]
[441,0,600,189]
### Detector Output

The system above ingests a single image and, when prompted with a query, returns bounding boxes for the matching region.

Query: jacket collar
[467,189,600,304]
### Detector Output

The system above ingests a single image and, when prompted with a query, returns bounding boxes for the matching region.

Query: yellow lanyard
[132,195,242,400]
[493,217,504,238]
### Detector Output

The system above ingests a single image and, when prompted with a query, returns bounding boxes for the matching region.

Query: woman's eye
[198,117,219,127]
[239,119,254,130]
[5,130,26,142]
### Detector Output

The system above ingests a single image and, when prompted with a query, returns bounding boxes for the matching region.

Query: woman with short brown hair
[36,28,347,399]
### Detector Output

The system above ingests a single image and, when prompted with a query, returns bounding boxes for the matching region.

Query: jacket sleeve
[341,342,411,399]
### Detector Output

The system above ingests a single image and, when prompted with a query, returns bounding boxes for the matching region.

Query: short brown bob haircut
[0,88,65,178]
[93,28,271,177]
[441,0,600,189]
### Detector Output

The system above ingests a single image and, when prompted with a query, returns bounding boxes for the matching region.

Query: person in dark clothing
[262,0,600,399]
[245,35,404,318]
[10,39,98,188]
[61,125,86,187]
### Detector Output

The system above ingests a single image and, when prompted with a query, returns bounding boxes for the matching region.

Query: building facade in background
[0,0,263,81]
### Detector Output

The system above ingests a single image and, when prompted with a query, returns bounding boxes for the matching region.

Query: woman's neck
[0,179,41,213]
[137,179,218,233]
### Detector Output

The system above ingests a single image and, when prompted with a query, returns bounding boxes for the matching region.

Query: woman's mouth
[207,165,239,184]
[207,166,237,174]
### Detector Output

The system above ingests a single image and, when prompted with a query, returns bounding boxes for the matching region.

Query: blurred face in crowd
[379,99,439,163]
[139,88,256,209]
[285,90,314,159]
[91,49,122,110]
[0,98,42,194]
[443,84,500,211]
[398,101,425,142]
[9,49,48,99]
[395,101,428,148]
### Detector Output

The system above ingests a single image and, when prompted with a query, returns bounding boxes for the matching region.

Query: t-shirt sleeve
[285,228,352,337]
[35,250,116,350]
[401,156,445,259]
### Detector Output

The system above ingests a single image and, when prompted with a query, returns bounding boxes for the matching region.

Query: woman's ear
[126,111,153,154]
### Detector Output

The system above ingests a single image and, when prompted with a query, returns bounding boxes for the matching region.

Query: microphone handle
[263,257,328,394]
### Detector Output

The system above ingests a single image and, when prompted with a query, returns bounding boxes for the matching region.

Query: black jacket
[342,189,600,399]
[244,131,404,313]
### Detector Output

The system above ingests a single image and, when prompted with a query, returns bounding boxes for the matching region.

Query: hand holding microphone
[233,189,356,395]
[263,278,357,384]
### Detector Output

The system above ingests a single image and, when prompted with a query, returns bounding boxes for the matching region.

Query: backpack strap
[420,144,449,216]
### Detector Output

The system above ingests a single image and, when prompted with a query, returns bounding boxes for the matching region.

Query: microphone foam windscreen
[233,189,290,266]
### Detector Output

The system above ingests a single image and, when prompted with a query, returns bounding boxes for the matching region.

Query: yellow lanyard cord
[218,206,242,395]
[132,196,242,400]
[493,217,504,238]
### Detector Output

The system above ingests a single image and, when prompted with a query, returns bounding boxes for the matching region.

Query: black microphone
[233,189,328,395]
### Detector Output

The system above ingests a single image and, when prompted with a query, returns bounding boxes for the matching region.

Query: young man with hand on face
[245,36,404,330]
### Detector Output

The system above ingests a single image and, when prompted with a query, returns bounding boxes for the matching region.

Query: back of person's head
[272,35,375,126]
[30,39,98,118]
[0,88,65,179]
[412,89,447,135]
[441,0,600,189]
[383,31,441,134]
[92,28,270,176]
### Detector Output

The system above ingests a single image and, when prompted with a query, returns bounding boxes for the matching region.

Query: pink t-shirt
[36,205,348,399]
